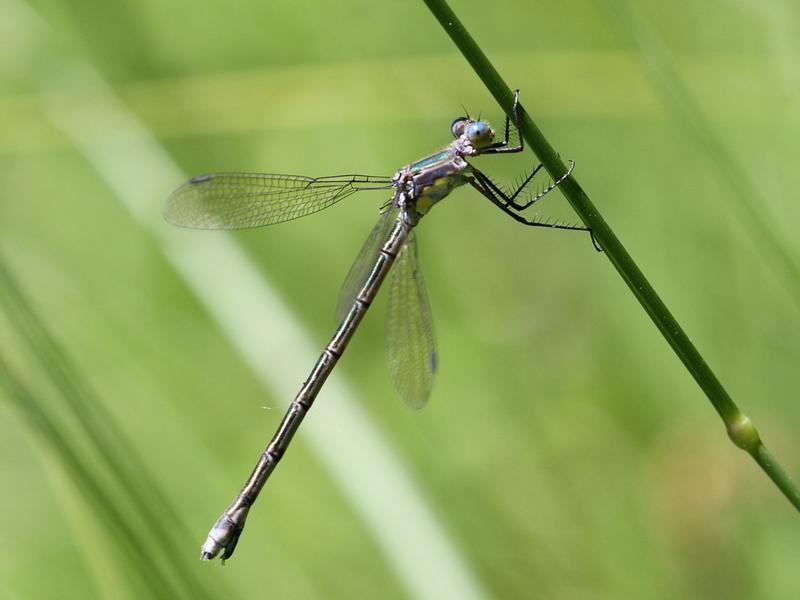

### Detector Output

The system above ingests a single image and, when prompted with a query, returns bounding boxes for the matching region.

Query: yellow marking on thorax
[416,176,459,215]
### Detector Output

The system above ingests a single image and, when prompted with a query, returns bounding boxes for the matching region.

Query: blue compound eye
[466,121,494,146]
[467,122,485,137]
[451,117,468,138]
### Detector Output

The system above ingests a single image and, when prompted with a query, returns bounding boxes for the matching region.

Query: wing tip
[163,174,216,228]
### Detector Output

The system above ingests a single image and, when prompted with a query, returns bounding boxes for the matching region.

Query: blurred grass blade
[421,0,800,512]
[0,257,229,599]
[0,354,177,599]
[607,0,800,310]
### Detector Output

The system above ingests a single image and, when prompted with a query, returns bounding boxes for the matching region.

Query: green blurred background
[2,0,799,598]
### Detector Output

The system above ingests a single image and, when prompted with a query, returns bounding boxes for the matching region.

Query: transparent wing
[336,205,399,322]
[164,173,393,230]
[385,231,437,410]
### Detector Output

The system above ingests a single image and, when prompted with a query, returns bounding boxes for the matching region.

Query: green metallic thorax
[409,150,451,174]
[400,147,472,218]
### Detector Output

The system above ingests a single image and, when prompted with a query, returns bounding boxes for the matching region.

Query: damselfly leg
[482,89,524,154]
[470,160,586,231]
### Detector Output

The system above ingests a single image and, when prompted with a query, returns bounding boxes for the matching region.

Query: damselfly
[165,91,587,561]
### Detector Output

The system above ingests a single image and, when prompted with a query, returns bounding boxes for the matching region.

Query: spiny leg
[470,178,585,231]
[469,161,589,233]
[482,89,524,154]
[471,164,545,208]
[472,160,576,212]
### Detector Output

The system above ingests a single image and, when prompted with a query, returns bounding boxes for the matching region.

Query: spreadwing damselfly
[164,91,586,561]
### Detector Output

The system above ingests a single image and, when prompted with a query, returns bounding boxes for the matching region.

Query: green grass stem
[422,0,800,512]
